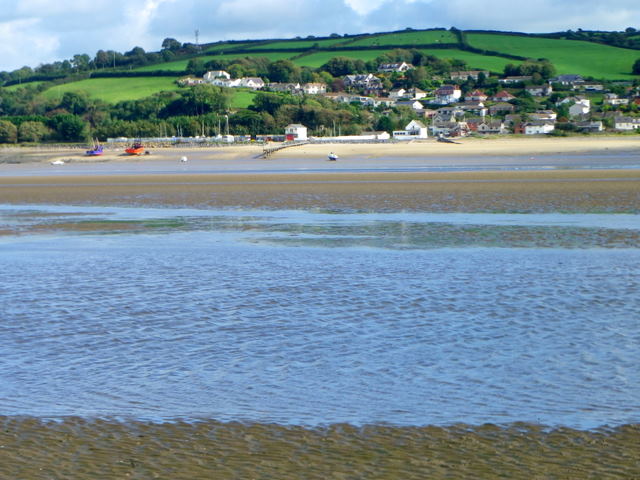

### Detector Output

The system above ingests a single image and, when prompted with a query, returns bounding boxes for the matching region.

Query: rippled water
[1,205,639,429]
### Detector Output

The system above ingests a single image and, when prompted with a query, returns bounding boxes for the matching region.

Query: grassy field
[418,48,518,73]
[204,42,256,53]
[41,77,183,103]
[39,76,253,107]
[244,37,351,50]
[134,60,190,72]
[347,30,456,47]
[466,33,639,79]
[293,49,396,68]
[3,81,45,91]
[230,89,258,108]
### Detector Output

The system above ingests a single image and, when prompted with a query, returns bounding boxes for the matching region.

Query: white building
[393,120,428,140]
[569,99,591,117]
[522,121,555,135]
[285,124,308,141]
[204,70,231,82]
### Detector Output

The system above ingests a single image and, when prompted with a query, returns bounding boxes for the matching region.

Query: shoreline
[1,135,639,166]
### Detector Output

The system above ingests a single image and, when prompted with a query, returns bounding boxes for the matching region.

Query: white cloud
[1,0,640,72]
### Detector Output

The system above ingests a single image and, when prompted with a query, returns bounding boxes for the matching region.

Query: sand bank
[1,169,639,212]
[1,135,639,165]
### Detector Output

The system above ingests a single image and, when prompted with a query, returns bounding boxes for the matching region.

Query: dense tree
[633,58,640,75]
[49,114,87,141]
[321,57,360,77]
[187,58,207,76]
[267,60,301,83]
[162,38,182,50]
[0,120,18,143]
[18,121,50,142]
[59,91,90,115]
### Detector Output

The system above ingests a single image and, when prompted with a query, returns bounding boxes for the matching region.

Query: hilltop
[0,27,639,144]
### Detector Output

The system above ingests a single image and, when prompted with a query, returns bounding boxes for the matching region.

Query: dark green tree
[50,114,87,141]
[633,58,640,75]
[18,121,50,142]
[0,120,18,143]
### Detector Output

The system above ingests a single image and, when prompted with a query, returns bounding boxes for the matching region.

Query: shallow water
[1,205,639,430]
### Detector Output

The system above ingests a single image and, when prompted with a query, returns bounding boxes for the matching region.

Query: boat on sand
[125,142,145,155]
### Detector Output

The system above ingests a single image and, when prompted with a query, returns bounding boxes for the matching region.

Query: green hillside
[42,77,182,103]
[6,28,640,107]
[466,32,639,79]
[346,30,456,47]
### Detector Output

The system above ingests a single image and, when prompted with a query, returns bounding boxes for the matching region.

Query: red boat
[125,142,145,155]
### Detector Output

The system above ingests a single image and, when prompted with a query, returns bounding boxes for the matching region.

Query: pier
[260,140,309,158]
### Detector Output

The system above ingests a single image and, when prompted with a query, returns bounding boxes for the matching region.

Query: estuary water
[1,205,639,429]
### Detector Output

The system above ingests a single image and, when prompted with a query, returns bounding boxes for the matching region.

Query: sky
[1,0,639,71]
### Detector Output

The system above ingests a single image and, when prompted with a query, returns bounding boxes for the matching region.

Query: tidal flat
[1,164,639,478]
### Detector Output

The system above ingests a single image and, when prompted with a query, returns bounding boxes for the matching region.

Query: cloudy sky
[1,0,639,71]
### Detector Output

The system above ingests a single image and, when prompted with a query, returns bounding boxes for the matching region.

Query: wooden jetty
[260,141,309,158]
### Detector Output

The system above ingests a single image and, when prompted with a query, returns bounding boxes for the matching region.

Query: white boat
[50,159,65,165]
[328,152,338,161]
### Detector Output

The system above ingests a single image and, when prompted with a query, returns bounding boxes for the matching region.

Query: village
[174,62,640,142]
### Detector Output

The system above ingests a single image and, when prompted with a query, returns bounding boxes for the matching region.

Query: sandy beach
[1,135,640,167]
[1,135,639,212]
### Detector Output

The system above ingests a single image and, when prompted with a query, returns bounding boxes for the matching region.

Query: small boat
[328,152,338,161]
[180,156,188,162]
[50,159,65,165]
[125,142,145,155]
[85,142,103,156]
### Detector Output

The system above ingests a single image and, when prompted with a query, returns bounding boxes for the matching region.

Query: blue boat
[86,142,103,156]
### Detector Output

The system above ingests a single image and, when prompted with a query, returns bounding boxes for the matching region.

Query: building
[489,90,516,102]
[378,62,413,73]
[450,70,489,81]
[517,121,556,135]
[302,83,327,95]
[203,70,231,82]
[393,120,428,140]
[464,90,487,102]
[525,84,553,97]
[343,74,383,92]
[285,124,308,141]
[614,116,640,131]
[433,85,462,104]
[568,99,591,117]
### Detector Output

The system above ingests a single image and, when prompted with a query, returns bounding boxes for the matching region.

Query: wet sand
[2,139,640,478]
[1,169,640,213]
[1,417,638,479]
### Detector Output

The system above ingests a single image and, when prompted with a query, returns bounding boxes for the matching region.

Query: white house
[522,121,555,135]
[177,77,205,86]
[268,82,301,93]
[450,70,489,81]
[302,83,326,95]
[433,85,462,104]
[378,62,413,73]
[211,78,242,88]
[525,84,553,97]
[614,116,640,131]
[285,124,308,141]
[395,100,424,111]
[569,99,591,117]
[239,77,265,90]
[464,90,488,102]
[204,70,231,82]
[393,120,428,140]
[603,93,629,106]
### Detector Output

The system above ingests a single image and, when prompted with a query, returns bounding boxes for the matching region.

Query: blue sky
[1,0,639,71]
